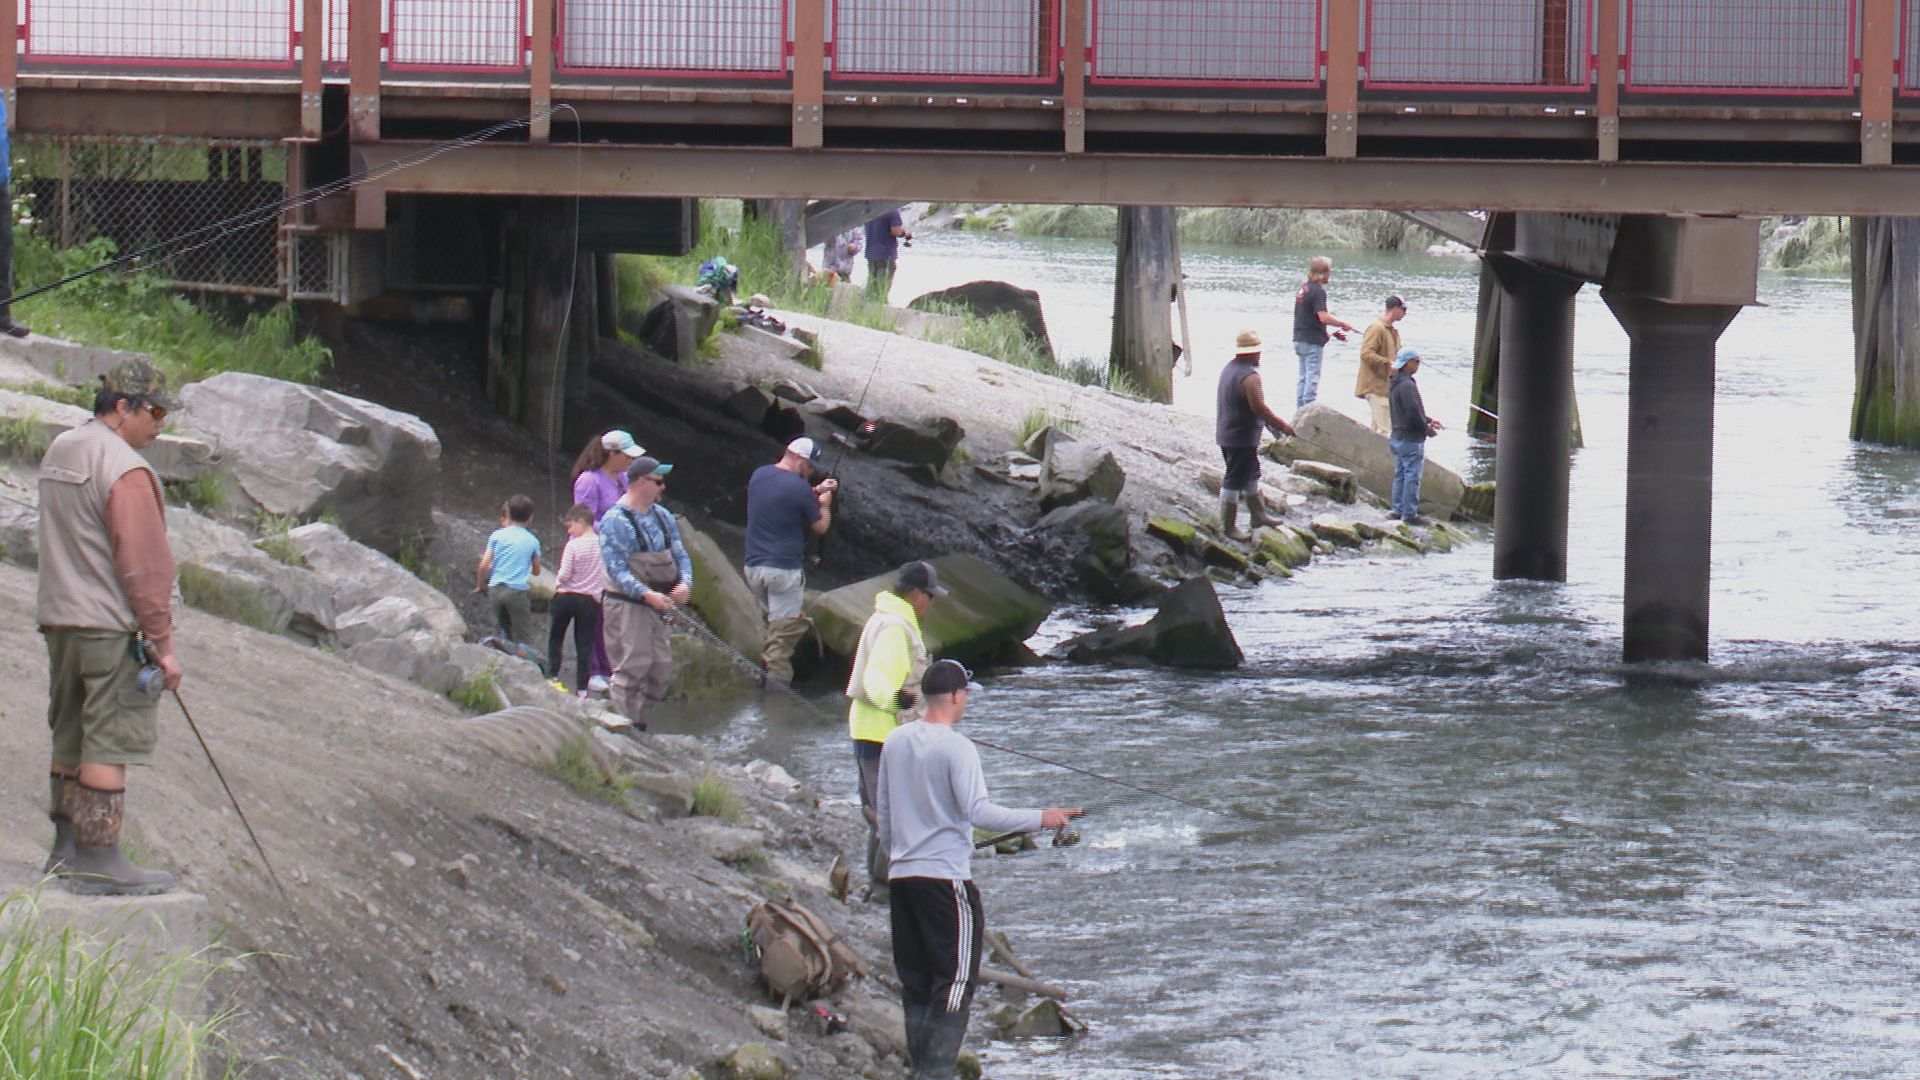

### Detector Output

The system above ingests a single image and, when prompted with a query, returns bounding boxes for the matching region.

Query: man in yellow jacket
[847,560,945,898]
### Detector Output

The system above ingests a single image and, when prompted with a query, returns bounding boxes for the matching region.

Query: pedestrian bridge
[11,0,1920,216]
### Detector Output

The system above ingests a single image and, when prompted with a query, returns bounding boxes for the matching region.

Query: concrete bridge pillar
[1602,293,1739,663]
[1111,206,1178,403]
[1487,253,1583,582]
[1851,217,1920,449]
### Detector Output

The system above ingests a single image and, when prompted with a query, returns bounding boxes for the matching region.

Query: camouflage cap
[99,357,179,411]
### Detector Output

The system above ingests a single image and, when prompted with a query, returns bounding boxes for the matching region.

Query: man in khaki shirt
[1356,295,1407,434]
[36,357,181,895]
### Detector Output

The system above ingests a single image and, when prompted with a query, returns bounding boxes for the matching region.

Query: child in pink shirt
[547,504,605,694]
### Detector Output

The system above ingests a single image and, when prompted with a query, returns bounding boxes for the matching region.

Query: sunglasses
[136,400,167,422]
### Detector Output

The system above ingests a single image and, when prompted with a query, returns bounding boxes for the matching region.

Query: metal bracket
[792,103,823,148]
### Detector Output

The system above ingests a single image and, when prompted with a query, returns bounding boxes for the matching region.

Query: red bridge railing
[1087,0,1321,90]
[1624,0,1856,95]
[386,0,526,73]
[1364,0,1592,92]
[557,0,788,79]
[21,0,298,69]
[827,0,1058,85]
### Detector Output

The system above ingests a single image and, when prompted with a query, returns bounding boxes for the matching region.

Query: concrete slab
[0,873,211,1021]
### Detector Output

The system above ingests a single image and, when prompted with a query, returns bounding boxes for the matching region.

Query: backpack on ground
[745,898,866,1006]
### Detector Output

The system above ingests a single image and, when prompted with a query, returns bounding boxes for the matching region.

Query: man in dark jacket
[1388,346,1443,524]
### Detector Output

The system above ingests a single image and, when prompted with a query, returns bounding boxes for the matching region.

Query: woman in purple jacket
[569,429,642,691]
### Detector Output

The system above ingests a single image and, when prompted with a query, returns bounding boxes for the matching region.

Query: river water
[688,229,1920,1077]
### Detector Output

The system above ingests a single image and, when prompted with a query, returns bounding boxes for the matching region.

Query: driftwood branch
[978,966,1069,1001]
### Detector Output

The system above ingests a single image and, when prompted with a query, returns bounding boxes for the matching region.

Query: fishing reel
[1050,826,1083,848]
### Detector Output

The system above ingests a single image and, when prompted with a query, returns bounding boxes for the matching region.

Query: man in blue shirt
[599,456,693,730]
[476,494,542,648]
[863,209,910,303]
[743,436,837,687]
[0,95,30,338]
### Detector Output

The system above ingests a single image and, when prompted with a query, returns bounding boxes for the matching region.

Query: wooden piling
[1852,217,1920,448]
[1110,206,1178,403]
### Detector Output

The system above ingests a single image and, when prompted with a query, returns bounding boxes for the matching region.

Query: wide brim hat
[1233,330,1263,355]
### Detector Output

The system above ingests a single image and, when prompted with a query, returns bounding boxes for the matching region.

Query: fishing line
[171,688,311,957]
[542,104,585,558]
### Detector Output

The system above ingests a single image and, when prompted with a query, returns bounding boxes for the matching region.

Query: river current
[687,230,1920,1077]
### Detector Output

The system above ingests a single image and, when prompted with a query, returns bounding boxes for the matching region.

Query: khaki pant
[1366,393,1392,435]
[44,627,158,766]
[746,565,808,684]
[603,596,673,727]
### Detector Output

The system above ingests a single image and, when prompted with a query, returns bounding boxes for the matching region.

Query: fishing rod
[661,603,1227,819]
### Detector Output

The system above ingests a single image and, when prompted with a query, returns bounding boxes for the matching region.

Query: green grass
[0,889,242,1079]
[0,412,49,461]
[691,773,745,824]
[542,733,633,808]
[176,564,278,633]
[1767,216,1850,273]
[21,381,92,409]
[1015,408,1084,447]
[12,230,331,387]
[447,663,503,714]
[395,529,450,595]
[163,473,227,514]
[252,514,308,568]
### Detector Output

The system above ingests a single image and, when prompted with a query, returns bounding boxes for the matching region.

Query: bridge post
[347,0,381,142]
[299,0,322,138]
[1111,207,1177,403]
[530,0,555,143]
[1594,0,1620,161]
[1324,0,1359,158]
[1851,217,1920,448]
[791,0,826,149]
[1488,253,1583,582]
[1062,0,1087,153]
[1862,0,1897,165]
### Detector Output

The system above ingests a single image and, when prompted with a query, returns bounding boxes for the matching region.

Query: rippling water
[686,229,1920,1076]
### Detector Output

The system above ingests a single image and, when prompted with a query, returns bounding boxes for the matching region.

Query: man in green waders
[847,561,943,900]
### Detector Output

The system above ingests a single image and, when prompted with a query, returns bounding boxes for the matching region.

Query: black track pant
[890,877,984,1017]
[546,592,601,690]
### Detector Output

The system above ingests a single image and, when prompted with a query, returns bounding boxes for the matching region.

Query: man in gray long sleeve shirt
[876,659,1081,1080]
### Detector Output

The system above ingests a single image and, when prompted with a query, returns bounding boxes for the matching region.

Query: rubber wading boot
[43,773,75,876]
[902,1003,931,1075]
[1245,491,1278,529]
[913,1009,969,1080]
[761,616,810,688]
[1219,499,1249,541]
[58,780,175,896]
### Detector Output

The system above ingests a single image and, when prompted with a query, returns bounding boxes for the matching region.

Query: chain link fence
[14,135,289,296]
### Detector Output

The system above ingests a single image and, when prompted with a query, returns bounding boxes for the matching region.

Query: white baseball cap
[786,436,824,464]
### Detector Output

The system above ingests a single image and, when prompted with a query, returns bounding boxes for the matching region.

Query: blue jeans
[1293,341,1324,408]
[1389,436,1426,518]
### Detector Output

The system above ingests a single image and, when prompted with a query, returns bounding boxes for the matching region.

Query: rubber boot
[1219,499,1249,541]
[902,1003,931,1075]
[913,1008,968,1080]
[1245,491,1278,529]
[760,616,809,688]
[57,780,175,896]
[43,773,74,876]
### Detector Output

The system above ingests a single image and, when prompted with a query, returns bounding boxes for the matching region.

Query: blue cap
[1393,346,1420,370]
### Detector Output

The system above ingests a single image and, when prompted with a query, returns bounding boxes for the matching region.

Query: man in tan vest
[37,357,181,895]
[1356,294,1406,435]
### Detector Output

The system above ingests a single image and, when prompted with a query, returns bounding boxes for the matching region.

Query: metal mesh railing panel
[1626,0,1854,92]
[831,0,1055,81]
[1903,0,1920,91]
[559,0,787,75]
[22,0,296,67]
[389,0,526,71]
[1091,0,1320,86]
[1365,0,1591,89]
[14,136,286,294]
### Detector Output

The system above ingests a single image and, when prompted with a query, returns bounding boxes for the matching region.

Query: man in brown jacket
[1356,295,1406,434]
[36,357,181,895]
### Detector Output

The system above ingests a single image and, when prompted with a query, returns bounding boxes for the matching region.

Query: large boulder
[679,520,764,662]
[165,507,337,644]
[637,285,720,363]
[908,280,1056,361]
[1035,501,1131,601]
[1288,404,1466,521]
[0,493,37,568]
[1058,576,1242,669]
[1038,441,1124,512]
[0,387,217,483]
[286,522,465,637]
[860,416,963,468]
[806,553,1052,670]
[176,372,440,553]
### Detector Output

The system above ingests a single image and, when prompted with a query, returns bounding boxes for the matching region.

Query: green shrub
[176,564,277,633]
[447,663,503,714]
[253,514,308,568]
[21,380,92,408]
[1015,408,1084,447]
[691,773,745,824]
[13,230,331,387]
[0,412,49,461]
[396,529,450,594]
[543,733,632,808]
[0,889,242,1079]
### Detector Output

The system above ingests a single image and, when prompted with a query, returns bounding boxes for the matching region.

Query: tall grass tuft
[691,773,746,824]
[542,733,633,808]
[447,663,504,714]
[0,412,49,461]
[0,889,242,1078]
[176,565,278,633]
[13,231,331,387]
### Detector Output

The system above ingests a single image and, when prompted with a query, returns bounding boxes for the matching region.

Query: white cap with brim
[602,429,643,456]
[786,436,824,464]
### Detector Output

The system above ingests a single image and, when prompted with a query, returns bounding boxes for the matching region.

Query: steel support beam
[16,87,299,139]
[353,142,1920,217]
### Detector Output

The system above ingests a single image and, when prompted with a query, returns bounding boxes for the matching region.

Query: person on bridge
[1215,330,1298,540]
[1357,294,1407,435]
[1292,256,1356,410]
[864,210,910,303]
[38,357,183,895]
[877,658,1082,1080]
[744,436,838,689]
[1388,346,1443,525]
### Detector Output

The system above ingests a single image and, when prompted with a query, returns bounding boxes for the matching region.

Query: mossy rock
[1459,481,1496,522]
[806,553,1052,670]
[667,634,756,701]
[1194,535,1249,571]
[1422,525,1454,553]
[1146,515,1197,548]
[1253,526,1312,569]
[1308,519,1365,549]
[1261,557,1294,579]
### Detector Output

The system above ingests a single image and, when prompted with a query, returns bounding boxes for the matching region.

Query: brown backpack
[745,898,866,1006]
